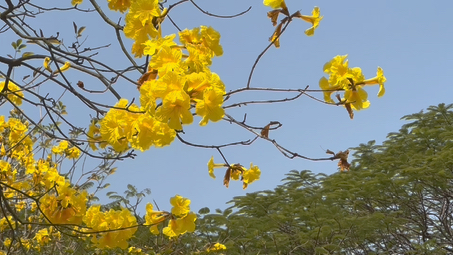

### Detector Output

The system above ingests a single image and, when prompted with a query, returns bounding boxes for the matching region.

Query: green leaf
[198,207,210,215]
[77,26,86,38]
[22,52,34,58]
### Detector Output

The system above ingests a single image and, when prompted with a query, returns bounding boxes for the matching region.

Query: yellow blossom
[207,243,227,252]
[57,61,71,72]
[263,0,287,10]
[71,0,83,6]
[0,81,24,106]
[207,156,225,179]
[43,57,52,72]
[156,90,193,131]
[144,203,168,235]
[107,0,131,13]
[34,228,50,247]
[162,219,179,238]
[344,88,370,111]
[361,66,386,97]
[170,195,191,217]
[242,163,261,189]
[143,34,177,56]
[0,216,15,231]
[83,206,138,249]
[40,182,88,225]
[99,99,140,152]
[148,45,185,76]
[295,7,323,36]
[195,87,225,126]
[175,212,196,234]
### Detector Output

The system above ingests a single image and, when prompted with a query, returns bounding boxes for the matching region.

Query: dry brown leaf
[269,23,283,48]
[137,69,158,89]
[326,149,335,155]
[335,150,350,172]
[267,10,281,26]
[261,123,271,138]
[223,167,231,188]
[336,94,354,120]
[345,103,354,120]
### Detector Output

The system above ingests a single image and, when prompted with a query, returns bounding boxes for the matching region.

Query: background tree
[185,103,453,254]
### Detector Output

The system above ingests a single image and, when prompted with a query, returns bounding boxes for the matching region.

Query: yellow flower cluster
[207,242,227,252]
[83,205,138,249]
[51,140,81,159]
[208,157,261,189]
[145,195,196,238]
[40,181,88,225]
[0,116,87,248]
[93,0,226,153]
[319,55,386,116]
[0,81,24,106]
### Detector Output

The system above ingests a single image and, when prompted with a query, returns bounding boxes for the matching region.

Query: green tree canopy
[190,103,453,254]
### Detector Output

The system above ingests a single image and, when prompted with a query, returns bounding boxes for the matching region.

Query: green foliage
[182,103,453,254]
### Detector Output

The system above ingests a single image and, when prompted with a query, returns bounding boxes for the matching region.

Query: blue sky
[1,0,453,214]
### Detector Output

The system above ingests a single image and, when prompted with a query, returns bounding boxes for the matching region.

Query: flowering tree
[0,0,386,253]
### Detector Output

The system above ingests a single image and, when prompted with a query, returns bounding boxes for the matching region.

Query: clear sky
[1,0,453,215]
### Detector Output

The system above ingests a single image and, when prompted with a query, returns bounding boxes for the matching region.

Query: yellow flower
[319,76,337,103]
[207,243,227,252]
[170,195,191,217]
[263,0,287,10]
[107,0,131,13]
[242,163,261,189]
[71,0,82,6]
[201,26,223,57]
[0,216,15,231]
[149,71,185,100]
[143,34,177,56]
[175,212,196,234]
[34,228,50,247]
[295,7,323,36]
[40,182,88,225]
[99,99,140,152]
[323,55,349,85]
[162,219,179,238]
[156,90,193,131]
[52,140,69,155]
[130,114,156,151]
[83,206,138,249]
[43,57,52,72]
[207,156,225,179]
[179,26,223,59]
[162,212,196,237]
[0,81,24,106]
[148,45,184,76]
[195,87,225,126]
[124,0,161,57]
[66,146,81,159]
[87,119,103,151]
[361,66,386,97]
[144,203,168,235]
[344,88,370,111]
[128,0,162,26]
[150,120,176,147]
[58,62,71,72]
